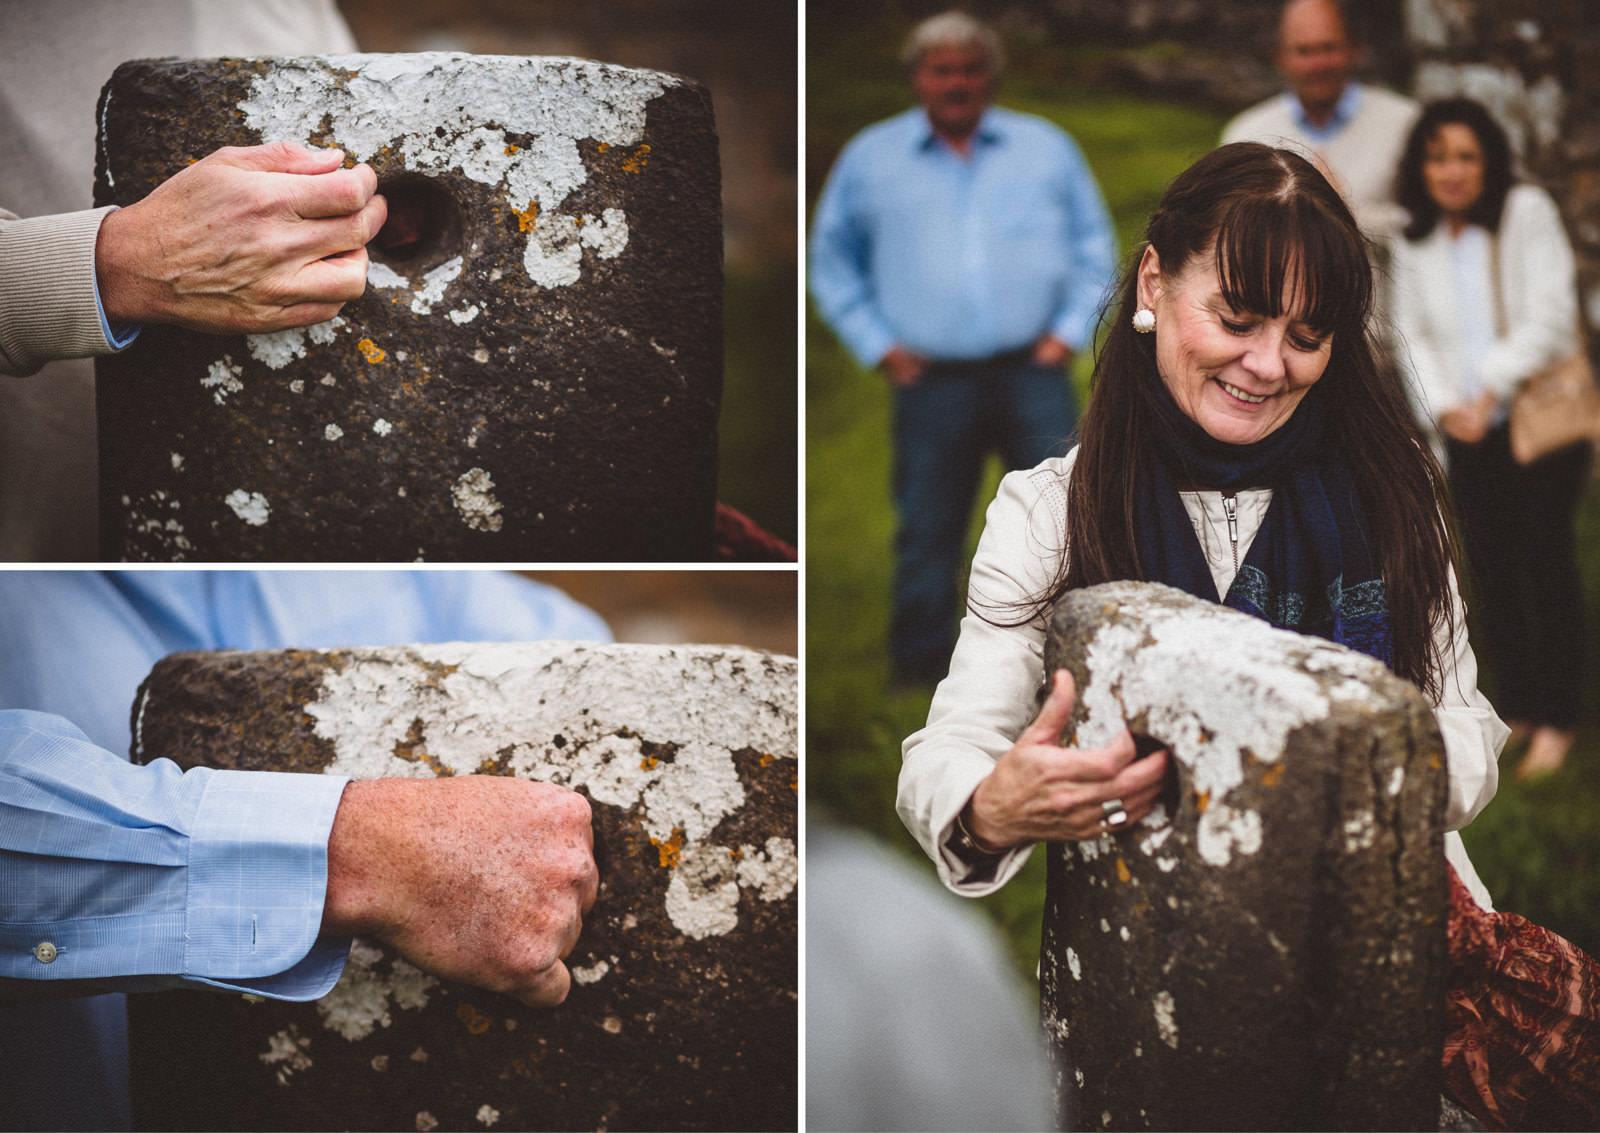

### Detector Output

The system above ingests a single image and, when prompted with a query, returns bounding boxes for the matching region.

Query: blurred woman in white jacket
[1390,97,1588,780]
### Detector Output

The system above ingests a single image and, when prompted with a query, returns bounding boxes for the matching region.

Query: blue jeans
[889,355,1075,684]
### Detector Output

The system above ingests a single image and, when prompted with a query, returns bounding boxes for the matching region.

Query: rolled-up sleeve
[0,710,349,1000]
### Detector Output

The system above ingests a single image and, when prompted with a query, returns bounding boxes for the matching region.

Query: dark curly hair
[1396,97,1515,241]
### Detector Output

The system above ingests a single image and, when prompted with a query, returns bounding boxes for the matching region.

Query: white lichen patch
[524,210,629,288]
[373,419,393,436]
[260,1025,313,1085]
[572,958,612,986]
[240,55,676,293]
[302,642,796,940]
[316,939,438,1042]
[1343,809,1377,852]
[410,256,463,315]
[1071,584,1396,867]
[1066,947,1082,982]
[448,304,481,325]
[1153,990,1179,1049]
[416,1112,439,1133]
[123,490,192,557]
[224,489,271,526]
[245,317,344,370]
[451,467,504,532]
[367,261,409,290]
[476,1106,500,1128]
[324,424,344,441]
[203,356,244,404]
[736,836,798,902]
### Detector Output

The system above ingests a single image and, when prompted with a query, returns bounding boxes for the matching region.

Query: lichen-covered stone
[1040,582,1447,1132]
[127,641,796,1132]
[95,54,721,561]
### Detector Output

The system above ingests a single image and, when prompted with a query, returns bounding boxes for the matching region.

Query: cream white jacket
[897,450,1505,903]
[1390,184,1580,427]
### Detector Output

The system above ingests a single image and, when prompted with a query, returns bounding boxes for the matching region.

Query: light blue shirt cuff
[177,769,351,994]
[92,208,140,351]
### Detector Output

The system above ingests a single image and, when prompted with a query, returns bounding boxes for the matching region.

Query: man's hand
[1032,333,1074,369]
[323,775,598,1008]
[878,344,928,388]
[96,141,388,334]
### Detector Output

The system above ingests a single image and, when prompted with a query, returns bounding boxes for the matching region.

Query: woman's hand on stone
[966,669,1168,847]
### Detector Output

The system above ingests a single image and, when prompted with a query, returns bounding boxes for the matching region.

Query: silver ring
[1102,798,1129,829]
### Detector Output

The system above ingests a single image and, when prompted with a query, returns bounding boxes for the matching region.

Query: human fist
[323,775,598,1007]
[96,140,388,334]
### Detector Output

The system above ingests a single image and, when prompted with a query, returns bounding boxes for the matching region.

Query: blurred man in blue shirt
[809,10,1117,686]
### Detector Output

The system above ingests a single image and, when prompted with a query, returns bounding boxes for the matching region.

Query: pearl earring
[1132,307,1155,334]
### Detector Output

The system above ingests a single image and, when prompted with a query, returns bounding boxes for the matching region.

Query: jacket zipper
[1222,493,1239,573]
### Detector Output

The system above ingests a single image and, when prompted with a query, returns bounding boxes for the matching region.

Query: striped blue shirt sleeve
[0,710,350,1001]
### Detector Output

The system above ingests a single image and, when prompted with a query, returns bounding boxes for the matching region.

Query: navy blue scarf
[1131,382,1394,668]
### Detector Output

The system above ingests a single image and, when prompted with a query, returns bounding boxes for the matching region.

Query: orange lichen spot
[513,202,539,232]
[651,827,685,869]
[1430,753,1444,771]
[456,1003,491,1035]
[759,753,775,767]
[1116,857,1131,883]
[640,754,660,771]
[504,143,520,155]
[621,143,652,174]
[597,142,610,153]
[1197,790,1211,812]
[1261,763,1286,787]
[356,338,386,364]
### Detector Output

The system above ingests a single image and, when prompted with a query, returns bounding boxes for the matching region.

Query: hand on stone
[96,141,388,334]
[966,669,1168,847]
[322,775,598,1008]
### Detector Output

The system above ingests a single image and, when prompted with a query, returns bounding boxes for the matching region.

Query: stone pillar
[1040,582,1447,1132]
[126,641,796,1132]
[94,54,722,561]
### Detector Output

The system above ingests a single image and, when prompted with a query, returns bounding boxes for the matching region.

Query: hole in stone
[1131,732,1181,823]
[369,175,464,273]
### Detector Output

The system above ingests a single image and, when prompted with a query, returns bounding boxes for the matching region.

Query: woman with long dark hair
[895,142,1530,1123]
[1390,97,1588,780]
[899,142,1496,878]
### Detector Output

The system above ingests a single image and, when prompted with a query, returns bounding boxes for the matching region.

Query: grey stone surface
[95,54,721,561]
[1040,582,1448,1132]
[127,641,796,1132]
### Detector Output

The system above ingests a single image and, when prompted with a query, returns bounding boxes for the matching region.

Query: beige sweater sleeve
[0,205,128,377]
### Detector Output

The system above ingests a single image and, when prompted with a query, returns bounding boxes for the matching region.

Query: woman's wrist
[953,796,1009,857]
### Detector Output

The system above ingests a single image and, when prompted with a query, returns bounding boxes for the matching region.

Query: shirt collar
[913,106,1002,153]
[1288,83,1360,142]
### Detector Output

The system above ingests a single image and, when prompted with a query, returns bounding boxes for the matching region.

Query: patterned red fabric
[714,502,796,562]
[1442,864,1600,1131]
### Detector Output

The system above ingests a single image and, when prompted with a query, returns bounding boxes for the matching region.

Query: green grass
[805,26,1600,979]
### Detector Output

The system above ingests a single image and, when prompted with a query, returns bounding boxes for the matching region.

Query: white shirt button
[32,941,58,964]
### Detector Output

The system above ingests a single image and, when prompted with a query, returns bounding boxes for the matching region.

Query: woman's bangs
[1213,197,1363,334]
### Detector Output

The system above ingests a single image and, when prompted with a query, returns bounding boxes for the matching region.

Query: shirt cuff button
[32,941,59,964]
